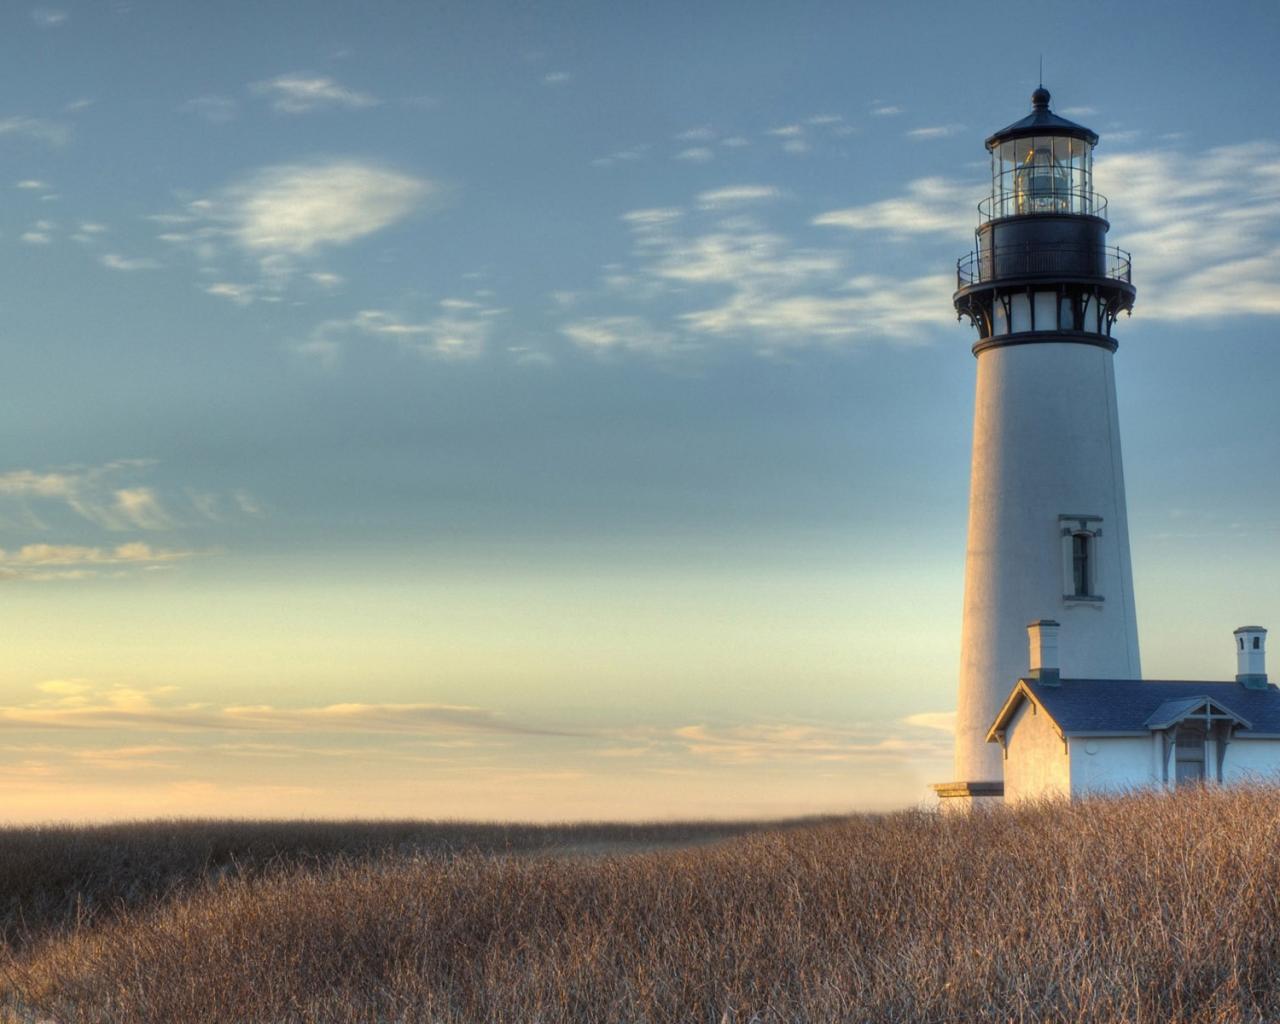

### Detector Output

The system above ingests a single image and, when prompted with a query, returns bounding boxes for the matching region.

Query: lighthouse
[934,88,1142,809]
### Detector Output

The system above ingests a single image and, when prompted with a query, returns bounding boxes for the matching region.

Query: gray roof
[992,677,1280,739]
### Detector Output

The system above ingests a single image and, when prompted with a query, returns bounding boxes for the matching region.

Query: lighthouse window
[1072,533,1091,597]
[1256,637,1262,650]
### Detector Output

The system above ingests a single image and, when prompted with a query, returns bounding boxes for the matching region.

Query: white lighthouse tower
[934,88,1142,809]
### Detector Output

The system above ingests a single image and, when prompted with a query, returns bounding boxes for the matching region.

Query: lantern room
[953,87,1135,348]
[985,87,1100,221]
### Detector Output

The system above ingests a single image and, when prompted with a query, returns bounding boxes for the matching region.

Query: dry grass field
[2,787,1279,1022]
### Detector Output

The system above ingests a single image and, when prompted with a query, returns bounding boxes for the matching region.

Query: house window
[1072,533,1090,597]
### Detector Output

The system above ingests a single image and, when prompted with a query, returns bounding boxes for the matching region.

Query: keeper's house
[984,621,1279,801]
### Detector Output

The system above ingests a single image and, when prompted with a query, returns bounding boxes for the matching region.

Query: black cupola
[954,88,1135,352]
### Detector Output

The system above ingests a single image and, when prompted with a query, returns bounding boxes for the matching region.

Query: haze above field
[0,0,1276,820]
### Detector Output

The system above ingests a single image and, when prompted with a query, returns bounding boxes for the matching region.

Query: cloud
[0,116,69,146]
[223,161,431,255]
[204,282,255,305]
[542,71,571,86]
[0,542,198,582]
[674,147,714,163]
[0,460,256,534]
[15,179,46,190]
[100,253,161,271]
[812,176,975,239]
[671,721,951,765]
[113,488,172,529]
[307,271,344,289]
[561,316,674,355]
[304,302,504,363]
[906,124,965,140]
[2,542,194,567]
[30,7,67,27]
[870,104,903,117]
[696,185,782,209]
[20,231,51,245]
[179,95,238,123]
[902,711,957,733]
[251,74,377,113]
[591,144,649,168]
[1095,141,1280,320]
[563,186,957,356]
[0,683,576,738]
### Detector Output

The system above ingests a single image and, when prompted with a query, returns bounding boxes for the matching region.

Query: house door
[1174,723,1206,785]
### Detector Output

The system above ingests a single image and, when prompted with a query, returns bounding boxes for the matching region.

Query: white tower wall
[954,339,1141,784]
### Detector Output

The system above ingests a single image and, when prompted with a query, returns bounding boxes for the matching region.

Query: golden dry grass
[3,787,1280,1022]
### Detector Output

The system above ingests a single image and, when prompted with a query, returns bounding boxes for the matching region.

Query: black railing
[978,189,1108,224]
[957,244,1132,289]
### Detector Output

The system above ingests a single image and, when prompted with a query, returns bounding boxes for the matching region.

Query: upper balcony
[957,244,1132,290]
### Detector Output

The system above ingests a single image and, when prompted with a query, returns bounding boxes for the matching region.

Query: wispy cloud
[1097,141,1280,319]
[559,188,954,357]
[674,147,714,163]
[302,302,505,364]
[812,176,974,239]
[0,460,256,534]
[0,542,197,582]
[902,710,956,733]
[101,253,161,271]
[221,161,431,256]
[160,161,434,302]
[906,123,965,140]
[870,103,903,117]
[671,721,951,765]
[561,316,674,355]
[591,144,649,168]
[30,6,67,27]
[697,185,782,210]
[0,116,69,146]
[0,683,576,737]
[251,73,377,114]
[542,71,572,86]
[179,95,238,124]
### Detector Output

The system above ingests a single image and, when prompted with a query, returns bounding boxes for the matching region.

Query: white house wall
[1002,700,1070,802]
[1222,738,1280,785]
[1068,736,1154,796]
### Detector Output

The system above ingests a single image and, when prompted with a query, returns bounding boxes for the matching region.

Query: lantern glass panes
[1014,137,1071,214]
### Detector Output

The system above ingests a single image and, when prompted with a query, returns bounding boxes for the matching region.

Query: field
[2,787,1280,1022]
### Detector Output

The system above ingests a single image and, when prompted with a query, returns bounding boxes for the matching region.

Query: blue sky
[0,0,1277,820]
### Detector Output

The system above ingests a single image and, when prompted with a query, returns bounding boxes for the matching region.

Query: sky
[0,0,1277,822]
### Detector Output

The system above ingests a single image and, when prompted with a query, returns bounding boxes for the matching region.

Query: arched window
[1072,532,1091,597]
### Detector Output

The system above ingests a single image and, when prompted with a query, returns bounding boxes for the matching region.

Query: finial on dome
[1031,86,1051,111]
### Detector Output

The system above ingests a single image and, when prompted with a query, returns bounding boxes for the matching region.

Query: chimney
[1235,626,1268,689]
[1027,619,1061,685]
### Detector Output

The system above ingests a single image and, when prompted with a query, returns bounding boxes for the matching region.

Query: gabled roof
[987,677,1280,744]
[1145,696,1252,731]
